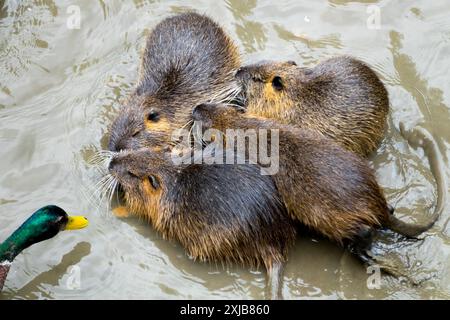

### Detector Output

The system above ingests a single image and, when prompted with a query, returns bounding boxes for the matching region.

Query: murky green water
[1,0,450,299]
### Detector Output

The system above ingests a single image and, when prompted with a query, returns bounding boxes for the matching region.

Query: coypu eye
[131,130,140,137]
[147,175,160,190]
[147,110,160,122]
[272,76,284,91]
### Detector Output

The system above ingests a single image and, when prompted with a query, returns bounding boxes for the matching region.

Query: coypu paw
[112,206,131,218]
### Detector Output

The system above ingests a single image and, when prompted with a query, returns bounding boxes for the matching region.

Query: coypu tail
[386,123,447,238]
[387,211,438,238]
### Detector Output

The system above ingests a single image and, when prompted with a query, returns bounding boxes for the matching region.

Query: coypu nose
[235,67,249,80]
[192,103,213,120]
[108,157,138,178]
[109,137,127,153]
[108,157,119,172]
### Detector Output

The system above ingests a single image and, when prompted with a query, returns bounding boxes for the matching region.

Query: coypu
[191,103,443,258]
[106,107,445,297]
[109,12,241,152]
[108,148,296,300]
[104,12,445,297]
[106,13,297,299]
[235,57,389,157]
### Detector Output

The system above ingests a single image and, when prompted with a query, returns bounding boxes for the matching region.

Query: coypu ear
[272,76,284,91]
[286,60,297,66]
[147,175,160,190]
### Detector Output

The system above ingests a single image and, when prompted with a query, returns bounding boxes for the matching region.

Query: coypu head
[108,148,172,223]
[137,12,241,100]
[108,93,188,153]
[109,12,243,154]
[235,60,299,112]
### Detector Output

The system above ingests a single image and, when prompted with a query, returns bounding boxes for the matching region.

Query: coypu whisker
[107,179,119,213]
[88,150,116,171]
[94,174,115,203]
[224,102,245,108]
[98,175,116,211]
[90,174,113,203]
[98,175,114,196]
[87,154,107,165]
[181,119,193,129]
[207,82,241,105]
[220,85,242,104]
[80,183,101,209]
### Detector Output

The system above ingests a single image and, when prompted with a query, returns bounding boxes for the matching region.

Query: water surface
[1,0,450,299]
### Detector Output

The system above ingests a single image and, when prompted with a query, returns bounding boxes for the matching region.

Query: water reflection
[0,242,91,300]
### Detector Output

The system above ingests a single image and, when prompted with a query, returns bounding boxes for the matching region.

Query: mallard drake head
[0,205,88,278]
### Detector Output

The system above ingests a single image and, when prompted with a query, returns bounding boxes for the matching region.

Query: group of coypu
[105,12,444,299]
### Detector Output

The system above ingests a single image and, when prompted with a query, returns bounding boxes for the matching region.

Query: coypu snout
[234,67,250,81]
[108,152,162,194]
[192,103,215,121]
[108,156,137,179]
[235,65,262,83]
[108,107,145,152]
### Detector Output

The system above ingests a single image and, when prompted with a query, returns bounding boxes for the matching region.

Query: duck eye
[147,111,160,122]
[147,175,160,190]
[272,76,284,91]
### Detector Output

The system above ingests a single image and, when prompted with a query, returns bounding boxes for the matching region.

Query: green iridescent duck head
[0,205,88,290]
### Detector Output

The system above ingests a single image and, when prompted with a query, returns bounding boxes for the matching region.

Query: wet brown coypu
[191,103,443,269]
[105,12,446,297]
[235,57,389,157]
[108,147,296,299]
[109,12,241,152]
[106,12,296,299]
[108,105,295,299]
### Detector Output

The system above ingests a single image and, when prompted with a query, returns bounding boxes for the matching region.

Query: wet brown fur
[107,13,299,278]
[109,12,241,152]
[108,149,296,272]
[192,103,392,245]
[237,57,389,157]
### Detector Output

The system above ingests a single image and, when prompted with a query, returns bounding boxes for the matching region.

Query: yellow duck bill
[65,216,89,230]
